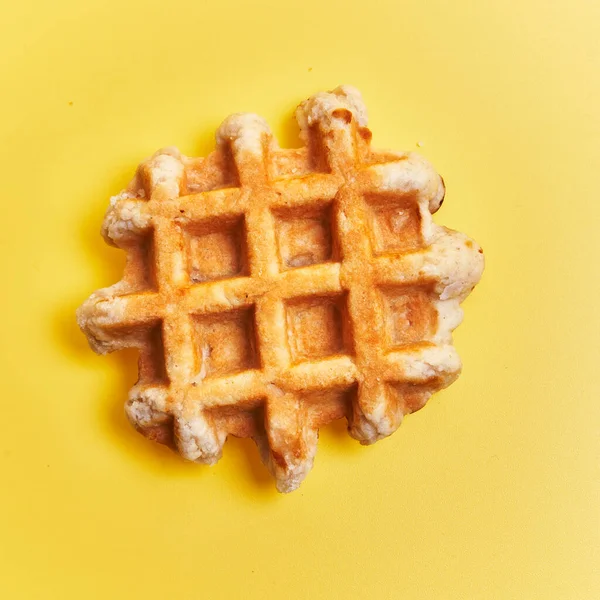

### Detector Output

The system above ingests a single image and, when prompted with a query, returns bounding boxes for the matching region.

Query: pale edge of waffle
[77,85,484,493]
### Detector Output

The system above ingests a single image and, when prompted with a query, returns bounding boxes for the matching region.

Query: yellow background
[1,0,598,597]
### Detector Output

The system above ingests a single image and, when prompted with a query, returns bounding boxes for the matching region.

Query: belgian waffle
[77,86,484,492]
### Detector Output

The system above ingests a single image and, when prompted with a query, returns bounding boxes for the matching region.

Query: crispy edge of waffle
[77,85,484,492]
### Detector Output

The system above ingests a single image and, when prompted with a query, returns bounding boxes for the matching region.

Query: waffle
[77,86,484,492]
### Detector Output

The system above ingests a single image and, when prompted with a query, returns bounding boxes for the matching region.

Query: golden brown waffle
[77,86,484,492]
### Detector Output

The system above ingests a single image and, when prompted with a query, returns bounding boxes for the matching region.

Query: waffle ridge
[77,86,484,492]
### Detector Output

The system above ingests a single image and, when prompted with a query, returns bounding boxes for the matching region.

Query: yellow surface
[1,0,599,597]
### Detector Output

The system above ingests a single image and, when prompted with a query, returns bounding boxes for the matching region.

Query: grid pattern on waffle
[78,87,484,492]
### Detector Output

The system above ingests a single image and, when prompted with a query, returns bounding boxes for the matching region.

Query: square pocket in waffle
[77,86,484,492]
